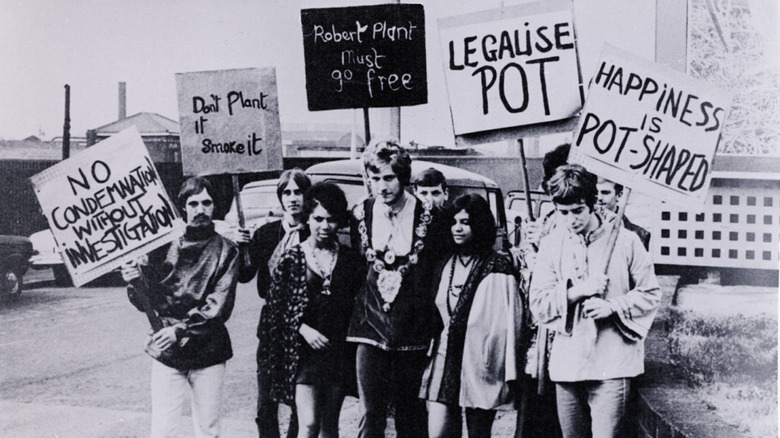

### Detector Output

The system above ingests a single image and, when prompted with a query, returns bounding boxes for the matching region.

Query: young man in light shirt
[530,165,661,438]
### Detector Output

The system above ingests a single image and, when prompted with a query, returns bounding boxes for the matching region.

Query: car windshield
[241,191,279,211]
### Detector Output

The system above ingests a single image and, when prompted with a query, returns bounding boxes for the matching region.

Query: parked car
[504,189,553,246]
[29,229,72,286]
[0,234,33,299]
[306,159,509,251]
[215,178,283,236]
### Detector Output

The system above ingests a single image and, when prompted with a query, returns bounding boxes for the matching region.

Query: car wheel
[53,265,73,287]
[2,268,23,301]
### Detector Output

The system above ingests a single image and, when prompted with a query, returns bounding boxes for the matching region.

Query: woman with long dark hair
[266,182,363,438]
[420,194,525,438]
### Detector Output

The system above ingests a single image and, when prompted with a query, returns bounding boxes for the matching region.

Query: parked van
[306,159,509,251]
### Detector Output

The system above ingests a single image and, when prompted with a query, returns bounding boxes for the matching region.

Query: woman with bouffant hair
[266,182,363,438]
[421,194,525,438]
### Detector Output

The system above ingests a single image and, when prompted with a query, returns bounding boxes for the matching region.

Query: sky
[0,0,657,146]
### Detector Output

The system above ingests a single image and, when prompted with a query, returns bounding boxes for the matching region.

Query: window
[747,232,755,242]
[747,196,756,206]
[662,211,670,221]
[764,233,773,243]
[661,229,670,238]
[678,247,687,256]
[729,232,739,241]
[713,231,721,240]
[695,230,704,239]
[695,213,705,222]
[730,195,739,205]
[729,214,739,223]
[678,230,687,239]
[764,197,773,207]
[764,215,773,225]
[713,213,722,222]
[747,215,756,224]
[678,212,688,221]
[729,249,738,259]
[713,195,723,205]
[746,250,755,260]
[712,248,721,258]
[661,246,670,256]
[763,251,772,261]
[695,248,704,257]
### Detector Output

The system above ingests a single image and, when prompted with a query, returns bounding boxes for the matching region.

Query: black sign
[301,4,427,111]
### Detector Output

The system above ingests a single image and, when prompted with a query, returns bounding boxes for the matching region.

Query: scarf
[267,220,304,275]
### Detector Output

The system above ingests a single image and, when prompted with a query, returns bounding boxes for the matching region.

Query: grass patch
[667,307,778,437]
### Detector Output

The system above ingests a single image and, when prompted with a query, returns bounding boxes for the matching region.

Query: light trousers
[150,360,226,438]
[555,379,631,438]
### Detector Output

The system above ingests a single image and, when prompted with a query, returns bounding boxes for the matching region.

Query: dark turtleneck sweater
[127,223,240,370]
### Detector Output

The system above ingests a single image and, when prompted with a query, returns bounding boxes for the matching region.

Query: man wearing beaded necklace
[347,139,448,438]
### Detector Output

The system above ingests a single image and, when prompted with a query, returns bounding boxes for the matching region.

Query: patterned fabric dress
[263,244,363,406]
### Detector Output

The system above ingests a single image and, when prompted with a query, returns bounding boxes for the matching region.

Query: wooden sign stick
[602,187,630,275]
[517,139,535,222]
[232,175,251,265]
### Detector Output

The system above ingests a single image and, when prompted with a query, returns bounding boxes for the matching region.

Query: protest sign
[176,67,283,176]
[568,44,731,206]
[300,4,427,111]
[439,0,583,136]
[30,127,185,286]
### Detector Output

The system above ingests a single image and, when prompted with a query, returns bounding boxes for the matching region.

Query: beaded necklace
[354,198,433,311]
[304,238,338,295]
[446,254,474,317]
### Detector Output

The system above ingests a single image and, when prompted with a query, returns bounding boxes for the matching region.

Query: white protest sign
[438,0,583,136]
[30,127,185,286]
[568,45,731,205]
[176,67,283,176]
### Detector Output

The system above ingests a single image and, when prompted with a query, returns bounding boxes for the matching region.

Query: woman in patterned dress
[266,182,363,438]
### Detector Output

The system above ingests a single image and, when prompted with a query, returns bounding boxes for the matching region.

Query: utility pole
[63,84,70,160]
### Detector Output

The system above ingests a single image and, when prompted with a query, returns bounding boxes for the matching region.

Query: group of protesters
[121,138,662,438]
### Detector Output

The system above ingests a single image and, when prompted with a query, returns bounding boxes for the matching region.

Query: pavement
[0,400,258,438]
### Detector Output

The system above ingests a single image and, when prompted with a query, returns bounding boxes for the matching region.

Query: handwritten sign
[438,0,583,136]
[30,127,185,286]
[568,45,731,205]
[176,67,283,176]
[300,4,427,110]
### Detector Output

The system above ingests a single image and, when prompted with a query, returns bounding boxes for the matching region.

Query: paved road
[0,270,521,437]
[0,271,288,437]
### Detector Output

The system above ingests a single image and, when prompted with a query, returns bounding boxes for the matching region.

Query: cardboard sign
[568,45,732,205]
[176,67,283,176]
[301,4,427,110]
[439,0,583,136]
[30,127,185,286]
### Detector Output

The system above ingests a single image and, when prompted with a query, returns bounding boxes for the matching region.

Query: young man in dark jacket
[347,139,448,438]
[123,176,239,438]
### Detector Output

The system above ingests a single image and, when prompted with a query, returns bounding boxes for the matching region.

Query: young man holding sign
[122,177,239,438]
[529,165,661,438]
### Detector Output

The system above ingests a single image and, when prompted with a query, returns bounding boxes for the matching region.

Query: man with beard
[122,176,239,438]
